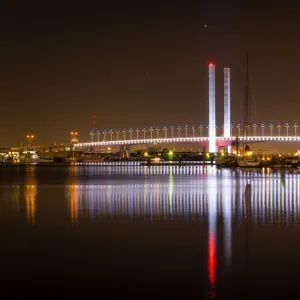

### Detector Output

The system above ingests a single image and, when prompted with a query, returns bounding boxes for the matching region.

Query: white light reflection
[222,175,232,270]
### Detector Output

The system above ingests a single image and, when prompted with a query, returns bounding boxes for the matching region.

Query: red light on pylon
[209,62,214,66]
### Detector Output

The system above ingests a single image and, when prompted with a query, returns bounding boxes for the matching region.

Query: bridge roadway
[75,135,300,148]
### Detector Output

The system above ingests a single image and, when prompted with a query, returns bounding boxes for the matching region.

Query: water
[1,165,300,298]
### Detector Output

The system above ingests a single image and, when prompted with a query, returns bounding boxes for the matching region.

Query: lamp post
[222,124,224,136]
[116,129,120,141]
[149,127,154,139]
[156,127,160,138]
[253,123,257,136]
[192,125,195,137]
[26,134,35,148]
[294,122,298,136]
[277,123,281,136]
[216,125,219,137]
[184,125,188,137]
[237,124,240,137]
[129,128,133,140]
[122,129,126,140]
[170,126,174,138]
[95,130,100,142]
[285,123,289,136]
[90,131,94,142]
[245,124,249,136]
[177,126,181,138]
[103,130,107,141]
[109,129,113,141]
[163,126,168,138]
[269,123,273,136]
[199,125,203,137]
[142,128,146,139]
[136,128,140,139]
[230,124,233,137]
[70,132,78,143]
[261,123,265,136]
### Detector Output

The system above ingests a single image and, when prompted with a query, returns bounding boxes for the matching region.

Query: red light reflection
[208,230,216,298]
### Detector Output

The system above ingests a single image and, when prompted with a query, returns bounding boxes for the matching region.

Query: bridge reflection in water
[65,168,300,298]
[66,169,300,225]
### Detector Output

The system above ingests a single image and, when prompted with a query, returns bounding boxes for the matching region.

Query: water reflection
[64,172,300,225]
[24,167,37,224]
[207,176,217,298]
[64,168,300,298]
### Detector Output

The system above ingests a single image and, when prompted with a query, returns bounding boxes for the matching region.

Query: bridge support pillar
[209,62,216,153]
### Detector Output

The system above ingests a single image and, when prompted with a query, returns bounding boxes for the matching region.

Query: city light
[26,134,35,147]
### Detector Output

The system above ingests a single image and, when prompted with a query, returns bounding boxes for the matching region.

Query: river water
[1,165,300,298]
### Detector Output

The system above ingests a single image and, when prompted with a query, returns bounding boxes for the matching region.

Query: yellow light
[144,152,148,157]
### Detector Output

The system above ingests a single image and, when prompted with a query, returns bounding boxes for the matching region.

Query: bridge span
[75,136,300,149]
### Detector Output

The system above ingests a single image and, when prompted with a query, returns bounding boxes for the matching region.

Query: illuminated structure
[70,132,79,144]
[209,63,216,153]
[224,68,230,137]
[26,134,35,148]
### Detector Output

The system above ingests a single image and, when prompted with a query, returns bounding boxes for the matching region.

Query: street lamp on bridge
[277,123,281,136]
[156,127,160,138]
[116,129,120,141]
[199,125,203,137]
[184,125,188,137]
[177,126,181,138]
[103,130,107,141]
[136,128,140,139]
[129,128,133,140]
[95,130,100,142]
[261,123,265,136]
[192,125,195,137]
[122,129,126,140]
[90,131,94,142]
[109,129,113,141]
[170,126,174,138]
[286,123,289,136]
[253,123,257,136]
[149,127,154,139]
[230,124,233,136]
[269,123,273,136]
[237,124,240,137]
[294,122,298,136]
[163,126,167,138]
[142,128,146,139]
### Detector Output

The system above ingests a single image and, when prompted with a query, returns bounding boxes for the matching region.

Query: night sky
[1,1,299,147]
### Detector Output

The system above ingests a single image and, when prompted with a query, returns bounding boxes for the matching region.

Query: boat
[270,155,298,168]
[237,54,260,168]
[38,156,54,163]
[237,156,260,167]
[215,155,236,167]
[19,150,39,164]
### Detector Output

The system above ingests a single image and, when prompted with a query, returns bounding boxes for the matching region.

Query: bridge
[74,62,299,151]
[75,135,300,149]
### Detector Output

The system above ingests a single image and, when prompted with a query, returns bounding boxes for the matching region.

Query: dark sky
[1,0,299,146]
